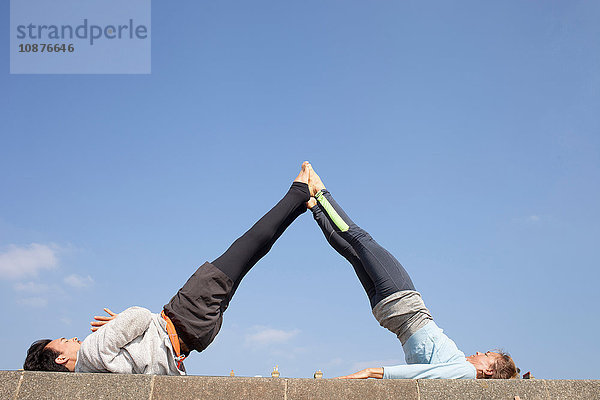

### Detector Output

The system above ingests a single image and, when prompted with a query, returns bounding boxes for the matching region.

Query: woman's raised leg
[308,199,377,307]
[308,165,415,307]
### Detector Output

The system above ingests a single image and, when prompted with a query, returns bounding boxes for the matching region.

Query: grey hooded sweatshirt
[74,306,185,375]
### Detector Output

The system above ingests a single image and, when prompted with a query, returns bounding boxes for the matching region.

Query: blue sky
[1,1,599,379]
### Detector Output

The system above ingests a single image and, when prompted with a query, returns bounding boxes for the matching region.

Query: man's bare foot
[308,164,326,196]
[294,161,310,185]
[306,197,317,209]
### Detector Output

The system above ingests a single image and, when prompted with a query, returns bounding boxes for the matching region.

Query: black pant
[164,182,310,353]
[311,189,415,308]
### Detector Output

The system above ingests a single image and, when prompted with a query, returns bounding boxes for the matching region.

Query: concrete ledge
[2,371,598,400]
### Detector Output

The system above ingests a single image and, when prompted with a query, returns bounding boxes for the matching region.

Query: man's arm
[78,306,153,373]
[93,307,153,353]
[90,308,118,332]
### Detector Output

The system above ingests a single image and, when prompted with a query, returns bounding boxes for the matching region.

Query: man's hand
[335,368,384,379]
[90,308,118,332]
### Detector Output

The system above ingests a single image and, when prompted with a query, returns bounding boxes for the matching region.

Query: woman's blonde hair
[487,351,518,379]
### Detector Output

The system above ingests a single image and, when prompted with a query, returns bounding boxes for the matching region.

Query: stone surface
[474,379,549,400]
[418,379,549,400]
[17,371,153,400]
[545,380,600,400]
[0,370,22,399]
[287,378,419,400]
[418,379,488,399]
[0,371,598,400]
[152,376,286,400]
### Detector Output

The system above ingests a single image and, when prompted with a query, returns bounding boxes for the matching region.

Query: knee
[242,230,272,247]
[346,227,373,243]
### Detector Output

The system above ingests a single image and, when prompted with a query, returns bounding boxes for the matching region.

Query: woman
[306,164,517,379]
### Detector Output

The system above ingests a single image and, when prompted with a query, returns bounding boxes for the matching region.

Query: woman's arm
[336,362,476,380]
[382,362,476,379]
[336,368,384,379]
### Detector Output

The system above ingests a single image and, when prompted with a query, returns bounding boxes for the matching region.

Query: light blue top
[383,321,476,379]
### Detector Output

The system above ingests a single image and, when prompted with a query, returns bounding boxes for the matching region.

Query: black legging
[212,181,310,298]
[311,189,415,308]
[164,182,310,353]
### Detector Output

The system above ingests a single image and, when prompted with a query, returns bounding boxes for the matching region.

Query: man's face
[466,351,500,376]
[46,337,81,371]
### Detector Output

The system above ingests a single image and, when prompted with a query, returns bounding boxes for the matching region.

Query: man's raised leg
[164,163,311,353]
[212,163,311,295]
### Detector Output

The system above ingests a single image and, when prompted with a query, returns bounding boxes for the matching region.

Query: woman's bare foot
[306,197,317,209]
[308,164,326,196]
[294,161,310,185]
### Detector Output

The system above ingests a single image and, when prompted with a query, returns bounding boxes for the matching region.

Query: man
[23,162,313,375]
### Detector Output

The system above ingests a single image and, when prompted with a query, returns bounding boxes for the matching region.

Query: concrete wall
[2,371,598,400]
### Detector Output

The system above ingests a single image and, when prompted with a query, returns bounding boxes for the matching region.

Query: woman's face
[466,351,500,376]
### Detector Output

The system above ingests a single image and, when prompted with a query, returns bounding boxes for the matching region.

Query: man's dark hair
[23,339,69,372]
